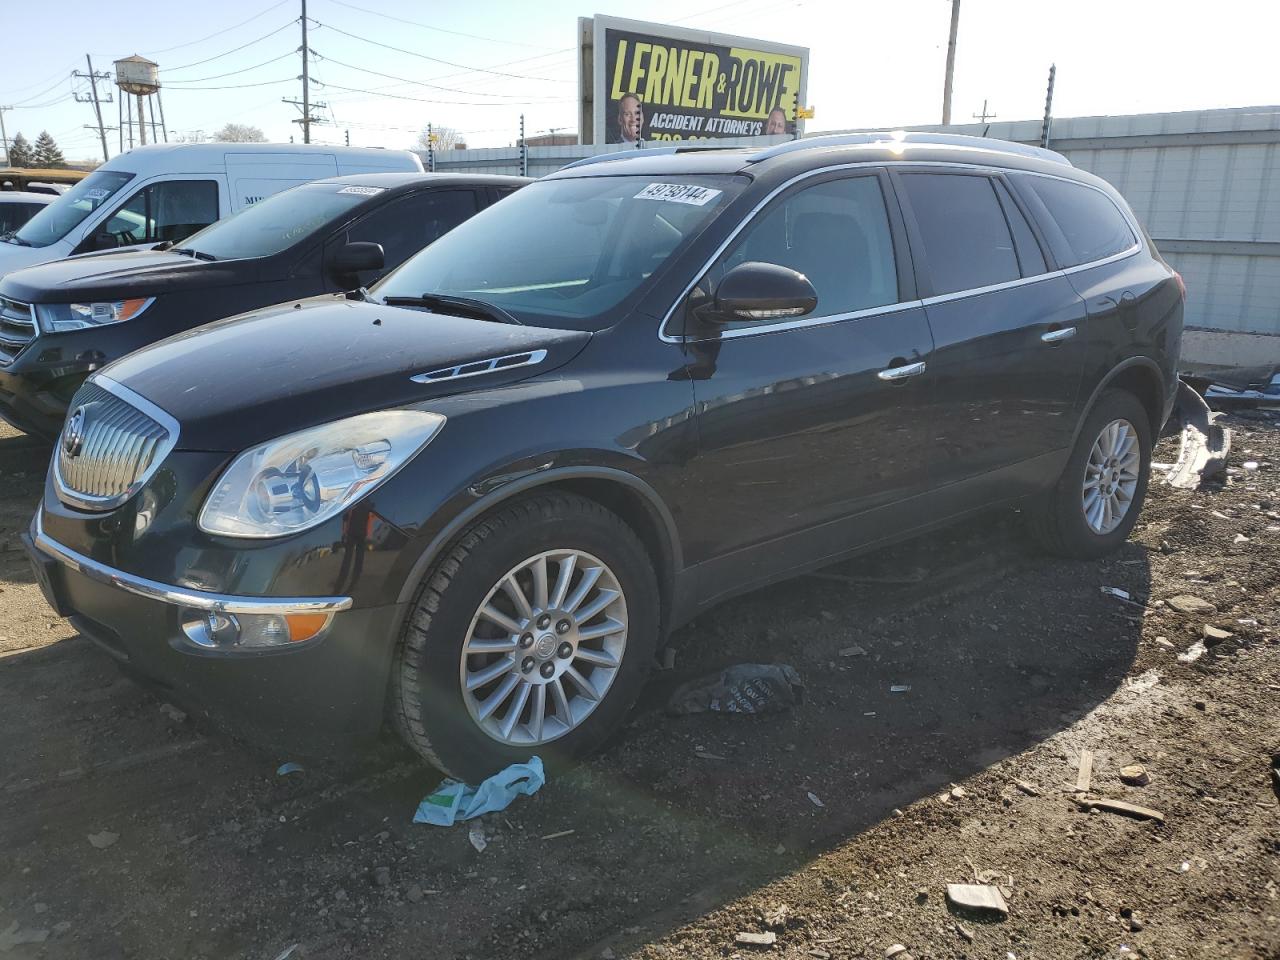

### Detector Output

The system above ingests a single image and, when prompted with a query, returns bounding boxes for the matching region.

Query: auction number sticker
[634,183,722,206]
[337,185,385,196]
[84,188,110,200]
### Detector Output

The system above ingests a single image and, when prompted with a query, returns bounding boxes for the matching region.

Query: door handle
[877,360,927,382]
[1041,326,1077,344]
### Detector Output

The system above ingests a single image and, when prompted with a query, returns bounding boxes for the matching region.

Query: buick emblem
[62,406,87,458]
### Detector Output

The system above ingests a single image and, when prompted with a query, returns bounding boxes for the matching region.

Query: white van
[0,142,423,277]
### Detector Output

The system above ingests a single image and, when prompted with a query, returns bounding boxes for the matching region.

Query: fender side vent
[411,348,548,384]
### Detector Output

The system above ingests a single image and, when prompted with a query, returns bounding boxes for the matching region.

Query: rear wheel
[390,492,659,780]
[1029,388,1152,559]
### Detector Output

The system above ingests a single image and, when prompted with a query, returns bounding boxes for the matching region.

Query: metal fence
[421,106,1280,371]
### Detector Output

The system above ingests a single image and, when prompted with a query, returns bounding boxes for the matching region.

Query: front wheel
[390,493,659,781]
[1028,388,1152,559]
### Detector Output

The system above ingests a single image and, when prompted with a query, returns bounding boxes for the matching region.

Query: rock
[372,866,391,888]
[1234,533,1250,543]
[954,921,975,941]
[87,831,119,849]
[334,888,348,901]
[946,883,1010,917]
[735,931,777,947]
[32,904,48,915]
[0,922,49,951]
[1130,916,1145,932]
[763,904,790,930]
[1202,625,1234,644]
[159,703,187,723]
[838,644,867,657]
[601,948,617,960]
[950,786,967,800]
[1155,636,1174,648]
[1167,595,1217,615]
[52,921,72,936]
[405,884,424,903]
[1013,780,1040,797]
[1119,764,1150,786]
[1177,641,1207,664]
[885,945,911,959]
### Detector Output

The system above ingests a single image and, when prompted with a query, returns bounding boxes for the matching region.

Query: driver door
[75,178,222,253]
[680,170,937,602]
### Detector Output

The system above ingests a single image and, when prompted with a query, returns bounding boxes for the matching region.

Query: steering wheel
[113,228,139,246]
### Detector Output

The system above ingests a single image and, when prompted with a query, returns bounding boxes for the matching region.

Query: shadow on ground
[0,496,1149,959]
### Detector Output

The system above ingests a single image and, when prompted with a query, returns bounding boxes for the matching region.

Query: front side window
[712,175,900,320]
[337,190,479,274]
[11,170,133,248]
[94,179,220,249]
[0,203,44,234]
[1022,175,1137,267]
[375,175,745,331]
[900,173,1020,296]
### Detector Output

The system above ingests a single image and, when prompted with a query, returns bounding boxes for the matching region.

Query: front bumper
[0,360,87,440]
[23,511,407,756]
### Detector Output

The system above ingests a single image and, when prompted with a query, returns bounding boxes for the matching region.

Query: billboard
[578,15,809,145]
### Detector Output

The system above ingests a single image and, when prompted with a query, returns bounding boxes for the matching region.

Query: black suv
[23,133,1183,780]
[0,172,527,438]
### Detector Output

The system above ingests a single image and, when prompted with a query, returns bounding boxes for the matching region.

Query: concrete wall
[417,106,1280,369]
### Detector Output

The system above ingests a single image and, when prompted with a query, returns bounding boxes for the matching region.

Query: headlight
[37,298,154,333]
[198,410,445,539]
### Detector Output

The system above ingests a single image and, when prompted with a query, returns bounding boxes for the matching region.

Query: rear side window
[1021,176,1136,267]
[899,173,1019,296]
[717,175,900,317]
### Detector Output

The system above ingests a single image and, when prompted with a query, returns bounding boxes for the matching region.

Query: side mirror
[707,261,817,322]
[328,241,385,282]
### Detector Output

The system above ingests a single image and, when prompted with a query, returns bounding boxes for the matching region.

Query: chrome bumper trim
[30,511,354,615]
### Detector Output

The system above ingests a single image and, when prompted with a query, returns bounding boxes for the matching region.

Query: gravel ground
[0,409,1276,960]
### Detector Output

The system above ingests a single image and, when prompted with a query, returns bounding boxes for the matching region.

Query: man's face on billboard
[764,109,787,135]
[618,95,643,141]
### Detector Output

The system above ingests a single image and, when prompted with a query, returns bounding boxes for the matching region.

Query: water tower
[113,55,162,147]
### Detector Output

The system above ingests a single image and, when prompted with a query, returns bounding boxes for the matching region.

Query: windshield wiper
[0,231,31,247]
[382,293,522,326]
[172,247,216,261]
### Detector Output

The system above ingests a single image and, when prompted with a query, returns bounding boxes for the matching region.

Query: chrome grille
[54,379,179,511]
[0,294,36,364]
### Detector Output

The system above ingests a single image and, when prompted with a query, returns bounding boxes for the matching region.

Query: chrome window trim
[658,160,1144,344]
[52,374,182,512]
[30,510,353,615]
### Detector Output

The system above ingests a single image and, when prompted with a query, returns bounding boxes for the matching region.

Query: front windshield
[374,174,745,330]
[12,170,133,248]
[182,182,378,260]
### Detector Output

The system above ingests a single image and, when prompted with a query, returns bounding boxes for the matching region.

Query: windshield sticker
[337,185,385,196]
[84,188,110,200]
[633,183,722,206]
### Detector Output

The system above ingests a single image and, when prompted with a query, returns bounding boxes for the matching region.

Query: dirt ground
[1,408,1277,960]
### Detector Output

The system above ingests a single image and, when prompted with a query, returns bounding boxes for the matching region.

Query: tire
[1028,388,1152,559]
[390,492,659,781]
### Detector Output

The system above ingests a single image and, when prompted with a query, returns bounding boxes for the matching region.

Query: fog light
[180,611,332,650]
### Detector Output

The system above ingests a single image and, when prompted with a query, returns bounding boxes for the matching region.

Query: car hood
[0,240,60,282]
[98,296,592,451]
[0,248,244,302]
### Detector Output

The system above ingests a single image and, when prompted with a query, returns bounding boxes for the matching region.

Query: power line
[164,77,298,91]
[312,52,565,99]
[11,93,74,110]
[143,0,293,55]
[0,63,78,96]
[312,21,573,82]
[166,20,299,72]
[9,74,71,107]
[163,50,298,85]
[318,0,559,50]
[310,79,569,107]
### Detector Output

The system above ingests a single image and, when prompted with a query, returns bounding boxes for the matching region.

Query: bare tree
[213,123,267,143]
[414,124,461,153]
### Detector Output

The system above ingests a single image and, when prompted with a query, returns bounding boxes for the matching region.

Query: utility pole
[0,106,10,166]
[1040,64,1056,149]
[427,122,435,172]
[344,129,350,146]
[519,113,527,177]
[301,0,311,143]
[941,0,961,125]
[972,99,996,123]
[75,56,113,162]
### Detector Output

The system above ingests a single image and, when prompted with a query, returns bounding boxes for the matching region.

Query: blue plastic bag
[413,756,545,826]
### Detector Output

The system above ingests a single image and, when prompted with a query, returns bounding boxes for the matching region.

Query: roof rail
[748,131,1072,166]
[560,143,744,171]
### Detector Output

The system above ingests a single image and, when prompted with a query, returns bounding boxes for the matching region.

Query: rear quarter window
[1021,176,1137,267]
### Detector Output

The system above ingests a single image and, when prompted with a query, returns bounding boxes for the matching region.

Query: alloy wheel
[459,549,628,746]
[1081,418,1141,535]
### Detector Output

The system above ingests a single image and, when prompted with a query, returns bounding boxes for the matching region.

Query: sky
[1,0,1277,162]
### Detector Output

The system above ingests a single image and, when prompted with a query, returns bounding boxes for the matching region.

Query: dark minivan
[24,133,1183,780]
[0,172,527,437]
